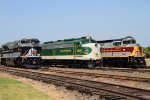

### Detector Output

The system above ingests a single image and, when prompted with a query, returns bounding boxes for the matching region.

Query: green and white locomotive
[41,36,102,68]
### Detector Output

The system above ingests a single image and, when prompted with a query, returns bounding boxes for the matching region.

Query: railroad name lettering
[60,49,71,52]
[77,49,82,52]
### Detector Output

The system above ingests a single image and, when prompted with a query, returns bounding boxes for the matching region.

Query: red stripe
[102,47,134,52]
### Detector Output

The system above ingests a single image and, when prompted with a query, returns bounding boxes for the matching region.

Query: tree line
[142,47,150,57]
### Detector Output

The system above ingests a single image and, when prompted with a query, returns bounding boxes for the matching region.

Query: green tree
[147,47,150,53]
[143,47,149,54]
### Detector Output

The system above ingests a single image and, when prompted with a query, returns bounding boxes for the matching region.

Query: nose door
[93,43,102,59]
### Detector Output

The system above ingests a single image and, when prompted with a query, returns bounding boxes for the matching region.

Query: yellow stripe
[23,50,29,56]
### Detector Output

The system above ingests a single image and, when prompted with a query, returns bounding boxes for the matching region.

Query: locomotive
[1,38,41,68]
[41,36,102,68]
[97,36,146,68]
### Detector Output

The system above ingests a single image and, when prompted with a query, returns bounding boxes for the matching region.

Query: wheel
[87,62,95,69]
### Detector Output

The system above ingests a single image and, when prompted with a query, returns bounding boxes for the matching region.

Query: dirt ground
[0,72,99,100]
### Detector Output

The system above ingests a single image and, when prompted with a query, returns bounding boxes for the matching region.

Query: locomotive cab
[122,36,136,46]
[122,36,146,67]
[17,38,40,47]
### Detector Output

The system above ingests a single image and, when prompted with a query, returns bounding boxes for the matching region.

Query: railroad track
[97,67,150,73]
[0,67,150,100]
[40,68,150,83]
[41,66,150,73]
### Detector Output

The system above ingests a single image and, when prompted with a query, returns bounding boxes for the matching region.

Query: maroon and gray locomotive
[97,36,146,68]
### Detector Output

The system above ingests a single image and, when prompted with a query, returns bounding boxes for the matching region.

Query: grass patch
[145,58,150,67]
[0,77,49,100]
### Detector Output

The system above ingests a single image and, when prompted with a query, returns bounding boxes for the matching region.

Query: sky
[0,0,149,46]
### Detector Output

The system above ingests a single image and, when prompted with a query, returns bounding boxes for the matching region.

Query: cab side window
[113,42,121,46]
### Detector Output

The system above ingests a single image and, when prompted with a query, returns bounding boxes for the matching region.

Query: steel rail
[40,68,150,83]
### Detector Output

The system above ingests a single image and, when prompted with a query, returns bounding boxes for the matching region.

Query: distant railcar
[97,36,146,68]
[41,36,102,68]
[1,38,41,68]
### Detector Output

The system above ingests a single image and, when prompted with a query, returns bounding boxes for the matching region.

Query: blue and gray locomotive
[1,38,41,68]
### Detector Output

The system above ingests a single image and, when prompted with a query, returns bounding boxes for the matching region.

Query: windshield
[81,39,96,44]
[20,39,39,44]
[31,40,40,44]
[123,39,136,45]
[123,40,131,45]
[132,40,136,44]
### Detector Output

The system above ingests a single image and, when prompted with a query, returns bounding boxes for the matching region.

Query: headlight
[95,43,98,47]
